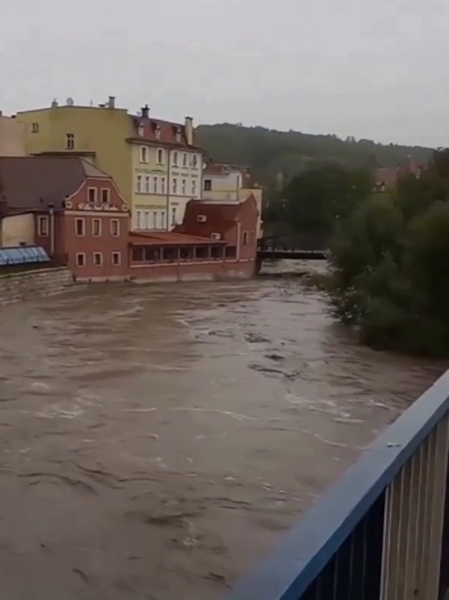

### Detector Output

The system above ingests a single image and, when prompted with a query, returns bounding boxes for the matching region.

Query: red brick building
[0,156,129,281]
[128,195,258,281]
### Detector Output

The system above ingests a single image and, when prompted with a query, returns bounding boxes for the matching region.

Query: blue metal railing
[225,371,449,600]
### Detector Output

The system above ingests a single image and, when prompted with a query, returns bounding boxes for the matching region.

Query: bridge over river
[257,234,328,261]
[0,265,445,599]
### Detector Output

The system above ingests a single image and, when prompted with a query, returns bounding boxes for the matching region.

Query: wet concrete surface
[0,268,446,599]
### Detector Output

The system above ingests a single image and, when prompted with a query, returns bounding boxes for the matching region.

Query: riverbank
[0,277,445,600]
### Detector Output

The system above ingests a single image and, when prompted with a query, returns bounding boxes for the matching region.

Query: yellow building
[17,98,203,230]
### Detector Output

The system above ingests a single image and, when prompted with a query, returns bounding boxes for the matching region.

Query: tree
[282,162,373,234]
[327,148,449,356]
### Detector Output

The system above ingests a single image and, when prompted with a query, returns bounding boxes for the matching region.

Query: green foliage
[282,163,373,234]
[197,123,433,185]
[327,149,449,356]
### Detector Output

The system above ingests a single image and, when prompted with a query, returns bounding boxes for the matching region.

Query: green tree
[327,148,449,356]
[282,162,373,234]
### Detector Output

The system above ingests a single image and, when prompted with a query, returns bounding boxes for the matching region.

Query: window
[172,178,178,194]
[111,252,121,266]
[76,253,86,266]
[191,179,197,196]
[140,146,148,163]
[136,211,143,229]
[153,176,159,194]
[101,188,110,204]
[192,154,198,168]
[153,211,158,229]
[155,126,162,139]
[242,231,248,245]
[161,177,166,195]
[144,211,150,230]
[32,123,39,133]
[136,175,142,193]
[157,149,164,164]
[181,179,186,195]
[111,219,120,236]
[171,207,177,226]
[173,152,178,166]
[75,218,85,236]
[66,133,75,149]
[145,247,161,261]
[132,247,143,262]
[88,187,97,203]
[195,246,209,259]
[37,216,49,236]
[204,179,212,191]
[93,252,103,266]
[160,211,166,230]
[92,218,101,236]
[145,175,150,193]
[183,153,187,167]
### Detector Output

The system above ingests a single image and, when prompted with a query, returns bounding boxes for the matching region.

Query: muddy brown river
[0,268,445,600]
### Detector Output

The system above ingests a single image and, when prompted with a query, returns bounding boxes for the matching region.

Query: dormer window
[155,125,162,139]
[175,127,182,143]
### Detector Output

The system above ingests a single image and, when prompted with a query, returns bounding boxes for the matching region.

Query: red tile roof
[129,231,224,247]
[128,116,201,149]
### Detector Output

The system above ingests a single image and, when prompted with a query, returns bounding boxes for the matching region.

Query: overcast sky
[1,0,447,147]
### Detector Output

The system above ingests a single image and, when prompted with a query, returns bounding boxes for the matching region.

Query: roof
[129,231,224,247]
[128,116,201,149]
[0,156,112,211]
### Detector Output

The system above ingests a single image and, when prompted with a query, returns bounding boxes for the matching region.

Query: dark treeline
[197,123,433,184]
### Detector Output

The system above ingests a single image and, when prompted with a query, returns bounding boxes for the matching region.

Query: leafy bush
[327,149,449,356]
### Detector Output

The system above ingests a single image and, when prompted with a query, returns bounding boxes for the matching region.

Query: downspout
[166,148,171,231]
[236,221,241,262]
[49,204,55,257]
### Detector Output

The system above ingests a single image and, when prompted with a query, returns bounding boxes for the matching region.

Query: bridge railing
[224,371,449,600]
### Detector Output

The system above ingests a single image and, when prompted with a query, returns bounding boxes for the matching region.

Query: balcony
[225,371,449,600]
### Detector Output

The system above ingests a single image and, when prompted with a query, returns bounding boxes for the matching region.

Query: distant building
[0,156,129,281]
[375,156,423,192]
[201,162,263,238]
[0,114,26,156]
[16,98,203,231]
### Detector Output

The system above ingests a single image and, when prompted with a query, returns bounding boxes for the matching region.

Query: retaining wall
[0,267,74,305]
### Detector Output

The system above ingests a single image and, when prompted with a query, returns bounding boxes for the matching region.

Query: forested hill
[196,123,433,183]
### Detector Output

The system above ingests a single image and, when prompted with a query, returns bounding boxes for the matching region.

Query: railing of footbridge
[225,371,449,600]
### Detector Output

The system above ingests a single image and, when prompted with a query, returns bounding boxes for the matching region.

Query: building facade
[202,162,263,238]
[16,98,203,231]
[0,114,26,156]
[0,156,129,281]
[129,196,259,282]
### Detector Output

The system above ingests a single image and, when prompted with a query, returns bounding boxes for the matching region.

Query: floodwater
[0,265,445,600]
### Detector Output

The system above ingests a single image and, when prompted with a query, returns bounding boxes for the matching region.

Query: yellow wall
[17,106,133,204]
[0,117,26,156]
[131,144,202,230]
[1,213,35,247]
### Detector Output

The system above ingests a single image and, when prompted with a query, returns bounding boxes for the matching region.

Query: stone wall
[0,267,74,305]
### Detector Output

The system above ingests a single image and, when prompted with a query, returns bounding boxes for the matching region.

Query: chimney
[141,104,150,119]
[0,110,2,117]
[185,116,193,145]
[108,96,116,109]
